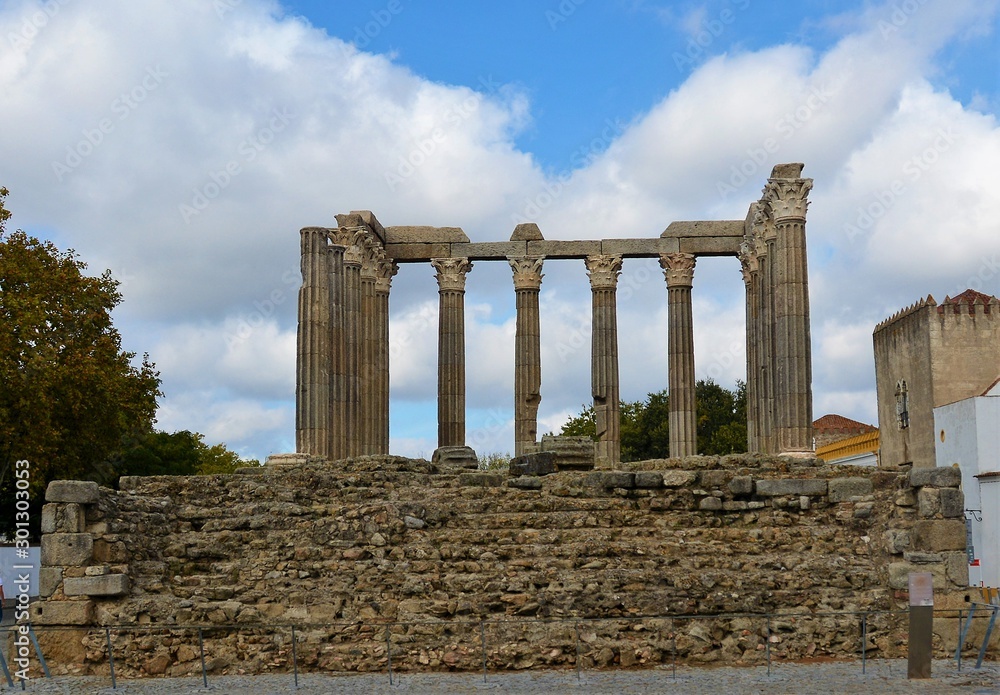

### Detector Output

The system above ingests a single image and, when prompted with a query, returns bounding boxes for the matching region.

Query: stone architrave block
[662,470,698,487]
[39,567,63,598]
[909,467,962,488]
[939,488,964,518]
[754,479,827,497]
[383,242,453,261]
[585,472,635,490]
[30,600,94,625]
[46,480,100,504]
[728,476,754,496]
[827,478,874,503]
[911,520,967,552]
[538,435,595,470]
[634,472,664,489]
[63,574,130,597]
[385,225,469,243]
[509,452,556,477]
[433,446,479,469]
[41,533,93,567]
[453,241,528,258]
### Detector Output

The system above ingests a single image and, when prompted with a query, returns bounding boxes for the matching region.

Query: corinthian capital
[659,252,696,288]
[585,254,623,290]
[432,257,473,292]
[375,259,399,294]
[508,256,545,291]
[763,178,813,221]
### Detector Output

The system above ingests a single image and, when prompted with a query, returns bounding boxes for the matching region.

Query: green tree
[0,188,161,536]
[558,379,747,461]
[101,430,256,484]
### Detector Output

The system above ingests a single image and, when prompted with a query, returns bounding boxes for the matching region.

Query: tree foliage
[0,189,161,504]
[98,430,256,484]
[559,379,747,462]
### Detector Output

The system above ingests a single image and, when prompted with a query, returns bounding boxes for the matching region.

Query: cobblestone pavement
[3,660,998,694]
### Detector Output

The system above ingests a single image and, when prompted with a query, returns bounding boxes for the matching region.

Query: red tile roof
[812,414,877,433]
[937,289,998,313]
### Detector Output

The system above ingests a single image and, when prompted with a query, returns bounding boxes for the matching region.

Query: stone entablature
[297,164,815,462]
[33,458,975,675]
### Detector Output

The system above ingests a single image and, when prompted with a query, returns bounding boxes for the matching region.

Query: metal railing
[2,607,998,689]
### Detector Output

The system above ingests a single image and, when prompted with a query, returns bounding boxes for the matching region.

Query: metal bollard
[292,625,299,689]
[198,627,208,688]
[106,627,117,689]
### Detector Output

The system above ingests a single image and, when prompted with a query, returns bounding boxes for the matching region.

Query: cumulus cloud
[1,0,998,459]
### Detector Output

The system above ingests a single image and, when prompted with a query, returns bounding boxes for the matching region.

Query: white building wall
[981,479,1000,588]
[934,396,1000,587]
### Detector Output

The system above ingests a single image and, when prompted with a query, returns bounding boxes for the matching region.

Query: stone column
[359,244,379,455]
[660,253,698,458]
[339,230,365,458]
[509,256,544,456]
[327,236,347,460]
[295,227,330,457]
[374,259,398,455]
[739,247,759,453]
[433,258,473,449]
[765,167,814,454]
[586,254,622,468]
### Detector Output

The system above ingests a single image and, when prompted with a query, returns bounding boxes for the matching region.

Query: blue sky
[1,0,999,461]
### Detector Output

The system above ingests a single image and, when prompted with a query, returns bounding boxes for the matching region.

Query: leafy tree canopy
[559,379,747,461]
[97,430,258,484]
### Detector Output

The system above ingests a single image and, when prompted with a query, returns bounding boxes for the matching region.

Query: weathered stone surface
[944,551,969,586]
[728,476,753,495]
[699,470,727,488]
[42,502,84,534]
[39,567,63,598]
[911,520,967,551]
[661,220,744,238]
[403,515,426,529]
[385,225,469,244]
[457,473,504,487]
[509,452,556,477]
[585,472,634,489]
[433,446,478,469]
[453,241,528,259]
[63,574,129,597]
[939,488,964,518]
[508,476,543,490]
[510,223,543,241]
[828,478,873,503]
[909,467,962,488]
[918,487,941,518]
[661,470,698,487]
[46,480,100,504]
[634,472,663,489]
[265,453,312,467]
[754,479,827,497]
[31,600,94,625]
[41,533,93,567]
[699,496,722,511]
[888,561,948,590]
[537,435,595,470]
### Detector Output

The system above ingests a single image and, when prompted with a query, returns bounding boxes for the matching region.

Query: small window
[895,380,909,429]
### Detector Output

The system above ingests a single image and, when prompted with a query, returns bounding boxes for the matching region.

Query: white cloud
[2,0,998,458]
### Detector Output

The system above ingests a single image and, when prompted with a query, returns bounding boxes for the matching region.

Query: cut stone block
[537,435,595,470]
[457,473,504,488]
[634,472,664,489]
[31,600,94,625]
[41,533,93,567]
[827,478,873,503]
[42,503,84,534]
[939,488,964,518]
[729,476,754,495]
[510,223,543,241]
[917,488,941,518]
[63,574,130,597]
[385,225,469,244]
[46,480,100,504]
[754,479,827,497]
[911,520,967,552]
[662,470,698,487]
[39,568,63,598]
[432,446,479,469]
[699,471,728,488]
[509,452,556,477]
[585,472,634,489]
[909,467,962,488]
[699,497,722,511]
[508,476,543,490]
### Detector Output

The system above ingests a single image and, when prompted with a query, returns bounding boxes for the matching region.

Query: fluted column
[509,256,544,456]
[765,169,814,453]
[295,227,331,457]
[374,259,398,455]
[739,246,759,453]
[327,236,347,460]
[335,229,365,458]
[359,243,379,455]
[759,227,776,454]
[660,253,698,458]
[433,258,473,448]
[586,254,622,468]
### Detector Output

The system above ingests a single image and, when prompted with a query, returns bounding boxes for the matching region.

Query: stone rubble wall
[32,455,986,677]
